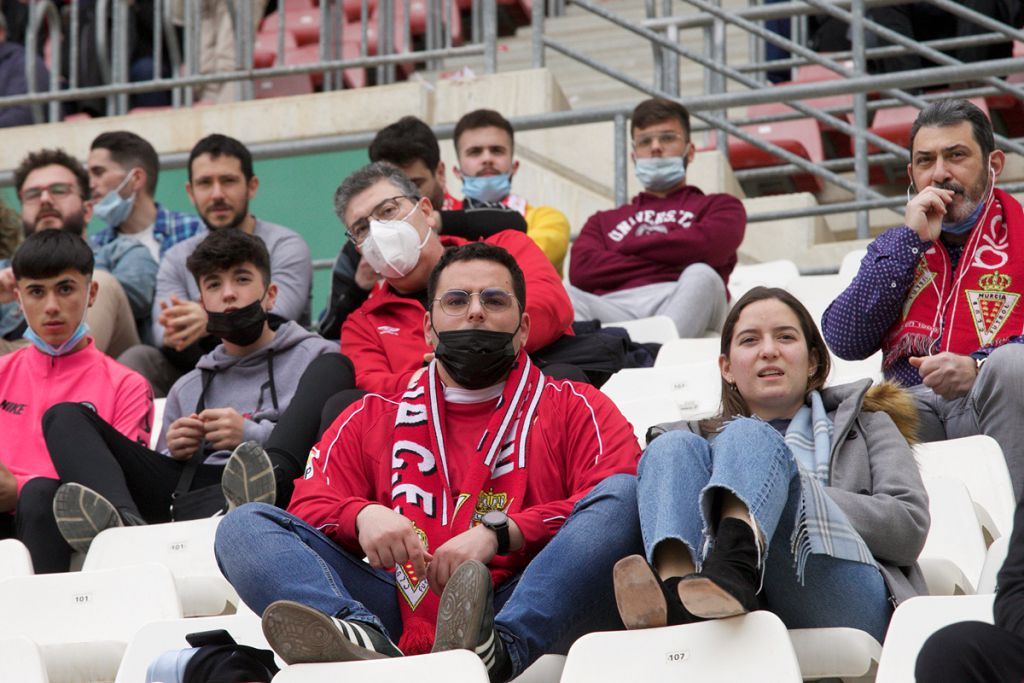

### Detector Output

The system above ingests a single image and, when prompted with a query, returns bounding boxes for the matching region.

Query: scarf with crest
[884,189,1024,370]
[389,353,545,654]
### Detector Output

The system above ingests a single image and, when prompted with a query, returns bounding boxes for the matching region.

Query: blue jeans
[638,418,893,642]
[215,474,642,677]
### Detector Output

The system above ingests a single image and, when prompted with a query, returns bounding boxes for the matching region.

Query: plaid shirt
[90,204,203,257]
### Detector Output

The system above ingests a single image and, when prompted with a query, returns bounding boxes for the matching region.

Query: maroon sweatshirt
[569,185,746,295]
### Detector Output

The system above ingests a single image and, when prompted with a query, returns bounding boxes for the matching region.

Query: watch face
[482,510,506,526]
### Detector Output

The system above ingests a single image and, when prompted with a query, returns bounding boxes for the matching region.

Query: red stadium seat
[254,73,315,99]
[868,97,990,152]
[260,7,322,46]
[713,102,826,193]
[254,30,299,68]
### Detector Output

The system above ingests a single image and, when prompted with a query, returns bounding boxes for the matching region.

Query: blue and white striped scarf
[785,391,877,582]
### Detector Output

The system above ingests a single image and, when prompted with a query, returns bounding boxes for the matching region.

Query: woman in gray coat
[614,287,929,643]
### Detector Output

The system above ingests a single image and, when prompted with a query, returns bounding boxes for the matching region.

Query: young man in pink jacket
[0,230,152,572]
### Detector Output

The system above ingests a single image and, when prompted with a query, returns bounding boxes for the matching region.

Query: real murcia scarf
[389,353,545,653]
[884,189,1024,369]
[785,391,877,583]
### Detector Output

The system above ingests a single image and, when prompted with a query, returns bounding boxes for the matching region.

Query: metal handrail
[25,0,62,123]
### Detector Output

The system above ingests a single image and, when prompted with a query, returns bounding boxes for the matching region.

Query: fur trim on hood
[862,380,920,444]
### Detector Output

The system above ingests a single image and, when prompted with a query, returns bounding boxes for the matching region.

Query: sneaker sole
[52,483,123,554]
[676,576,748,619]
[262,601,390,664]
[613,555,668,630]
[222,442,276,510]
[432,560,492,652]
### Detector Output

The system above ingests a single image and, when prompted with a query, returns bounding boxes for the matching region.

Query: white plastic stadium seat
[653,337,721,368]
[826,351,884,387]
[615,396,684,448]
[0,538,34,578]
[605,315,679,345]
[728,260,800,302]
[918,476,988,595]
[559,611,802,682]
[784,274,847,327]
[601,365,721,421]
[271,649,489,681]
[115,612,276,682]
[977,534,1010,595]
[915,436,1016,545]
[0,563,181,682]
[0,636,50,682]
[875,594,995,683]
[150,397,167,450]
[511,654,566,683]
[83,516,237,617]
[838,248,867,285]
[789,627,882,682]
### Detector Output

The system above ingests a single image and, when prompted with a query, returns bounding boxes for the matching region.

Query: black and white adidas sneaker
[262,600,403,664]
[432,560,513,683]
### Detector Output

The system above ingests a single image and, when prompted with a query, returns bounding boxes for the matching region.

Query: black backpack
[146,629,279,683]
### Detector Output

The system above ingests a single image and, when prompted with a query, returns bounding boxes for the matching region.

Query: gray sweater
[150,219,312,345]
[158,321,336,461]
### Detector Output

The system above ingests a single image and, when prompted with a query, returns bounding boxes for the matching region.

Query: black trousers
[42,402,222,524]
[915,620,1024,682]
[0,477,71,574]
[262,353,359,506]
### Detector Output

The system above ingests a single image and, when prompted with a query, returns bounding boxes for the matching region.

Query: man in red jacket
[219,162,586,511]
[215,242,641,682]
[567,98,747,337]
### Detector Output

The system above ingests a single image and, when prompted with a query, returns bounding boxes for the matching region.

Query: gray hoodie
[157,320,336,461]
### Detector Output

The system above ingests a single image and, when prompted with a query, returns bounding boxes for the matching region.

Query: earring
[728,383,738,392]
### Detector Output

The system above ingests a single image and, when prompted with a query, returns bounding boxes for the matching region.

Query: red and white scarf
[884,189,1024,369]
[389,353,545,653]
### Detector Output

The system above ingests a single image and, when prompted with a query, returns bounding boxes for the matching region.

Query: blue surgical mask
[93,170,138,228]
[941,198,987,236]
[635,156,686,192]
[461,173,512,203]
[24,320,90,357]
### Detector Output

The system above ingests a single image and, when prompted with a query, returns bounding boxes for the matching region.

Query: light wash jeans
[638,418,893,642]
[215,474,642,677]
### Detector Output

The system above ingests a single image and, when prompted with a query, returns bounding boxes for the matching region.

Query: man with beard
[0,149,145,357]
[118,134,312,396]
[215,241,641,681]
[823,98,1024,496]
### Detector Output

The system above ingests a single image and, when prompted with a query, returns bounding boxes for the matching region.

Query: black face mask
[206,298,267,346]
[433,327,518,390]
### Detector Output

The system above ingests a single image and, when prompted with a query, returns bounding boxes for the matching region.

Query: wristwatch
[481,511,511,555]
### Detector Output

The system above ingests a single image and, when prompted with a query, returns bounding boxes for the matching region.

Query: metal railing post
[646,1,665,92]
[532,0,545,68]
[850,0,869,240]
[26,0,62,123]
[183,0,197,107]
[115,0,131,113]
[483,0,497,73]
[662,0,678,96]
[614,113,629,206]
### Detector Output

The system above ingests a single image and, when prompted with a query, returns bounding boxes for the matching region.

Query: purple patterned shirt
[822,226,970,386]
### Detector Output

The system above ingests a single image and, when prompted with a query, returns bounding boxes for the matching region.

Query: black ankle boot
[676,518,760,619]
